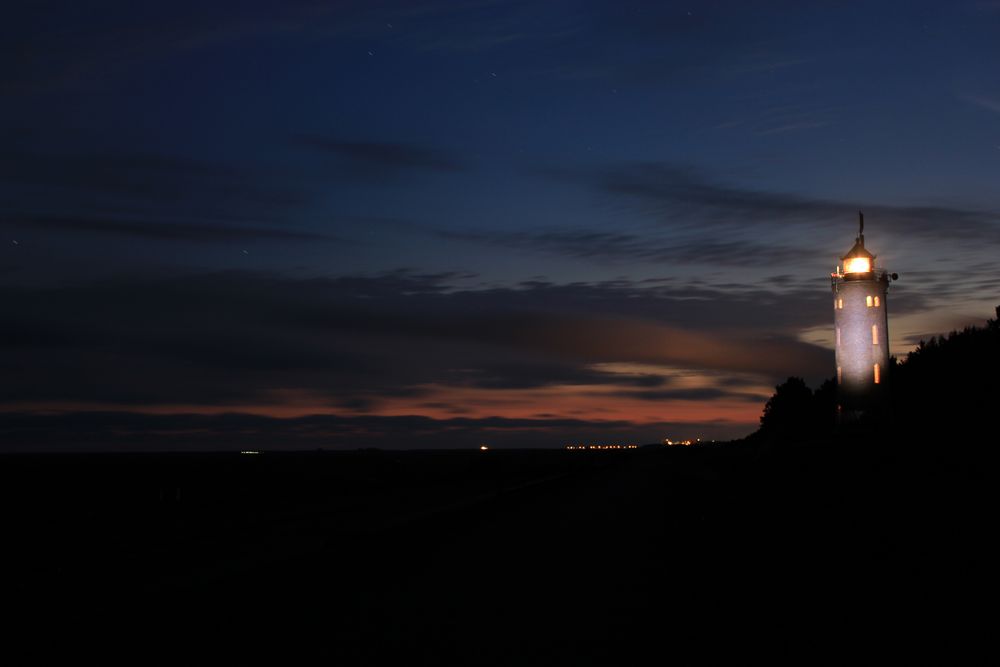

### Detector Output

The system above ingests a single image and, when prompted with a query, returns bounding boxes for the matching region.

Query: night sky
[4,1,1000,450]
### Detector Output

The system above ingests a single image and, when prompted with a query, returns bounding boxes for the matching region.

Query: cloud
[754,121,831,136]
[0,148,308,223]
[621,388,771,403]
[0,269,836,412]
[546,162,1000,243]
[294,136,465,180]
[962,94,1000,114]
[4,266,966,449]
[0,147,328,254]
[8,215,334,243]
[437,228,820,267]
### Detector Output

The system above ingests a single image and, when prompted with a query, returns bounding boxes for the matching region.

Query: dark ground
[2,443,991,664]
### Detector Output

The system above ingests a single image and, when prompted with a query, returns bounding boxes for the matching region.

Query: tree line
[754,307,1000,446]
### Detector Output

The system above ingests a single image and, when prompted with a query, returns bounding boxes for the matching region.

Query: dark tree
[810,377,837,432]
[759,377,814,438]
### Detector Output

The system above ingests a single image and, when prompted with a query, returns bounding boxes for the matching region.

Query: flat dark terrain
[2,443,990,664]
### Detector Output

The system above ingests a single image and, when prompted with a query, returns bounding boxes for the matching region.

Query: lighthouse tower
[831,213,895,415]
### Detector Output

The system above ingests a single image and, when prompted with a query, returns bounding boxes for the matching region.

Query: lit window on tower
[874,296,880,307]
[836,327,841,346]
[872,325,878,344]
[874,363,881,384]
[837,366,842,384]
[866,295,873,307]
[837,298,843,309]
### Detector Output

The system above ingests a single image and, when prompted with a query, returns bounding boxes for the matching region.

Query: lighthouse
[831,213,896,415]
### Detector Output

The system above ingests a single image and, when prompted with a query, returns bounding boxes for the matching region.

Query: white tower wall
[833,274,890,409]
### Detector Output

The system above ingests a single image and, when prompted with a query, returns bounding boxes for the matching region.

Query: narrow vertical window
[874,363,880,384]
[837,366,842,384]
[836,327,841,346]
[866,295,873,307]
[837,298,843,309]
[872,324,878,344]
[873,296,880,307]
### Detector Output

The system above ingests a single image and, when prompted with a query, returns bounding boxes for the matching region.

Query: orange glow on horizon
[366,383,762,425]
[1,380,762,429]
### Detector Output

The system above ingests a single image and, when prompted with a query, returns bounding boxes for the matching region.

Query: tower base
[836,405,865,426]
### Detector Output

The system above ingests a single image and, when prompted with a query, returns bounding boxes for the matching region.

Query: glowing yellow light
[874,363,881,384]
[874,296,880,307]
[866,295,873,307]
[844,257,871,273]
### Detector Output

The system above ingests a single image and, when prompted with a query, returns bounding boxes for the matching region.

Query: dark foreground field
[2,443,990,664]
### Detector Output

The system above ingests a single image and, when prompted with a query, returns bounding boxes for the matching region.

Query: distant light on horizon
[565,444,638,450]
[663,437,701,446]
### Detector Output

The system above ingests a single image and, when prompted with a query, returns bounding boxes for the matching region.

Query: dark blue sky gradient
[3,1,999,448]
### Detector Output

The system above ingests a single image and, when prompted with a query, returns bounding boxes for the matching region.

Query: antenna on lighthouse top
[858,210,865,243]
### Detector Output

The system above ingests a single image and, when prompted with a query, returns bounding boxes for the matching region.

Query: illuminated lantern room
[840,230,875,276]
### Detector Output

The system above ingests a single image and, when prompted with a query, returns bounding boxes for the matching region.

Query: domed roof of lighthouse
[841,211,875,274]
[841,236,875,262]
